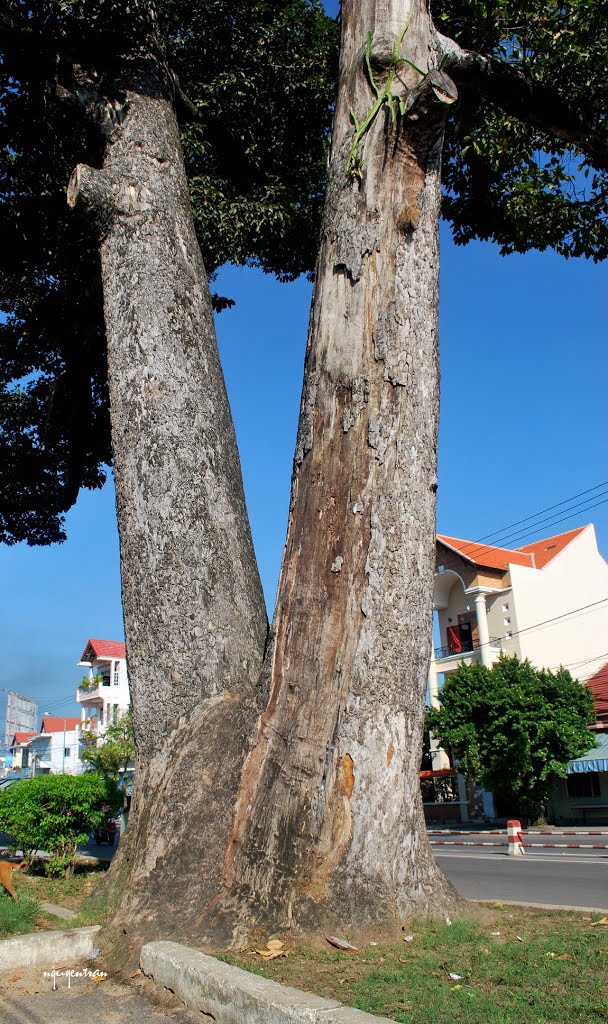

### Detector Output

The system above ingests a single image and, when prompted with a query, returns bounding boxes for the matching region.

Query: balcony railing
[434,638,501,660]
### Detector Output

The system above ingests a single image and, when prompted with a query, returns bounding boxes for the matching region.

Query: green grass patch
[221,906,608,1024]
[0,863,110,934]
[0,892,40,937]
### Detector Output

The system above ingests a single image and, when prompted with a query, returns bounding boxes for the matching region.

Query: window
[64,747,70,758]
[113,704,119,722]
[113,661,120,685]
[502,603,509,612]
[567,773,600,799]
[504,617,511,625]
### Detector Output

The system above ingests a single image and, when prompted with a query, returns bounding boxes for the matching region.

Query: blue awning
[567,732,608,774]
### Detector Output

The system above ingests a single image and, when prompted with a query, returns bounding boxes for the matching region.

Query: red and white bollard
[507,819,525,856]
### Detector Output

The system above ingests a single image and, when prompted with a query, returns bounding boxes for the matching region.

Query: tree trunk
[67,42,268,953]
[214,0,462,943]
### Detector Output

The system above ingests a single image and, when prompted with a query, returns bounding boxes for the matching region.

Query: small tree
[0,773,119,875]
[426,656,596,822]
[81,710,136,813]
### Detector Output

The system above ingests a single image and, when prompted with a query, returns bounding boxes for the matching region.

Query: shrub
[0,773,119,875]
[0,893,39,937]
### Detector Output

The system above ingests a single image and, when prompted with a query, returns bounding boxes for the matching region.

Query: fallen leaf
[555,953,573,961]
[452,984,463,990]
[254,949,288,959]
[91,976,105,984]
[130,969,142,978]
[7,976,21,984]
[481,948,491,956]
[266,939,285,950]
[325,935,359,951]
[590,917,608,927]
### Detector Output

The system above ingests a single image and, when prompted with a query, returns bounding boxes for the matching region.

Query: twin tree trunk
[71,0,462,957]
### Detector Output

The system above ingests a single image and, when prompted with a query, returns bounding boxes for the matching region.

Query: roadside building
[11,716,82,775]
[76,638,130,743]
[423,523,608,823]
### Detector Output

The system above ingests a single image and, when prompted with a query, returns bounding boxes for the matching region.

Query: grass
[0,863,109,937]
[221,906,608,1024]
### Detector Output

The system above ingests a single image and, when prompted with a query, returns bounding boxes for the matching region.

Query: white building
[76,638,130,742]
[430,524,608,702]
[425,523,608,821]
[12,716,83,775]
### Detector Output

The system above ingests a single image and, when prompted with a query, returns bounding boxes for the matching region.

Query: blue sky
[1,0,606,721]
[2,226,605,720]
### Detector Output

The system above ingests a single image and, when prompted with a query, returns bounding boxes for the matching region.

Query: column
[473,590,493,667]
[428,654,451,769]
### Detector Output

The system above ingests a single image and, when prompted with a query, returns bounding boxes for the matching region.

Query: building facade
[76,638,130,743]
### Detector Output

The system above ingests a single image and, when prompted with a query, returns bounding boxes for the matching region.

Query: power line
[475,479,608,544]
[444,495,607,562]
[492,597,608,647]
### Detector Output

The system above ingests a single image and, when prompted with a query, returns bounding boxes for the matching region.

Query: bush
[0,774,119,875]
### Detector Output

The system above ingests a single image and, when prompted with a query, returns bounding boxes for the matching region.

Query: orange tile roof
[586,662,608,723]
[80,638,126,661]
[41,716,81,733]
[437,524,588,572]
[437,535,533,570]
[517,526,587,569]
[12,732,35,745]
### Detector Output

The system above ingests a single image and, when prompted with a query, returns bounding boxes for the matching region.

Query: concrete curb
[0,925,101,970]
[141,940,395,1024]
[474,898,608,914]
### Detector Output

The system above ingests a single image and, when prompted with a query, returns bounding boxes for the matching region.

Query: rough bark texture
[67,44,267,955]
[210,0,463,945]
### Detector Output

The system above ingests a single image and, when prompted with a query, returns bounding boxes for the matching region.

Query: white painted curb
[0,925,101,970]
[141,940,395,1024]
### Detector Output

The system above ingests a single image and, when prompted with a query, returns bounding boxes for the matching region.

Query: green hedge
[0,773,119,875]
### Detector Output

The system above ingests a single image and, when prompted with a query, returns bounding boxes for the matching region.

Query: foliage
[78,673,103,692]
[426,655,596,821]
[437,0,608,258]
[0,0,338,545]
[81,710,136,805]
[0,893,40,937]
[0,773,120,874]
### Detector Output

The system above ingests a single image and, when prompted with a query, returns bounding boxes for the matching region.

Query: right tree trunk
[215,0,462,943]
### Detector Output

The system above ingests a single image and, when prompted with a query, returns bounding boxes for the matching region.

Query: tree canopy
[1,2,606,535]
[0,0,337,545]
[426,655,597,821]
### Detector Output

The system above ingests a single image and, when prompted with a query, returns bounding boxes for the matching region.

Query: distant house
[424,523,608,822]
[76,638,131,743]
[11,716,82,775]
[10,732,36,771]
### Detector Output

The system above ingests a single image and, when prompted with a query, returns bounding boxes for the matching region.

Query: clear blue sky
[1,0,606,720]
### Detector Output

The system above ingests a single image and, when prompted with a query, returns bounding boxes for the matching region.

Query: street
[434,829,608,910]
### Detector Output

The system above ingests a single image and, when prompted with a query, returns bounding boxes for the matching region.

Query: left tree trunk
[67,23,268,956]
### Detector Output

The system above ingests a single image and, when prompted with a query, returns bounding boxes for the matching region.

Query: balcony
[434,637,502,661]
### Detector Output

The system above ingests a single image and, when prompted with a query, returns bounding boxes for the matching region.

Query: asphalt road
[436,846,608,910]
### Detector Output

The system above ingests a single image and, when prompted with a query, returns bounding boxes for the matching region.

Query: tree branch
[439,35,608,171]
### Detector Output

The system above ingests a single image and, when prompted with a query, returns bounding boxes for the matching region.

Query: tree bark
[212,0,462,944]
[67,43,268,954]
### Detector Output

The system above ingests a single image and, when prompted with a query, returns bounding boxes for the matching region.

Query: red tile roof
[437,535,533,570]
[586,663,608,723]
[80,639,126,662]
[517,526,587,569]
[437,525,588,572]
[12,732,35,746]
[41,716,81,733]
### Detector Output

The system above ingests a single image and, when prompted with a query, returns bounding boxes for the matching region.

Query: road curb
[474,898,608,914]
[0,925,101,970]
[141,939,395,1024]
